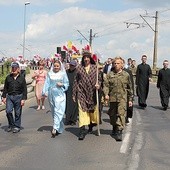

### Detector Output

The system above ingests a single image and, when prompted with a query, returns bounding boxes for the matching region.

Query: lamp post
[22,2,30,60]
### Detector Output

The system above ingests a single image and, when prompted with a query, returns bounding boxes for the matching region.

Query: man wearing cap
[65,60,78,125]
[2,62,27,133]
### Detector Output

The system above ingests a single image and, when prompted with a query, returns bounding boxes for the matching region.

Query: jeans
[6,94,23,128]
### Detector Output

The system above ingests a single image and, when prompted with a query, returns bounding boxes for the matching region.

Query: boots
[88,123,97,134]
[112,126,116,136]
[115,130,122,142]
[78,126,86,140]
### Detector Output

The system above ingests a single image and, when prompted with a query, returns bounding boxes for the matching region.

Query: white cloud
[23,7,170,66]
[125,0,170,8]
[1,4,170,67]
[130,42,138,49]
[61,0,85,3]
[0,0,84,5]
[106,40,117,50]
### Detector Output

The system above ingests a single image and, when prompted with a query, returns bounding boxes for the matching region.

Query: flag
[92,54,97,62]
[55,53,61,58]
[63,45,68,51]
[84,45,90,51]
[67,41,72,49]
[72,45,78,52]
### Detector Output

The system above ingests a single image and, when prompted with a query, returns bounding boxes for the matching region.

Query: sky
[0,0,170,68]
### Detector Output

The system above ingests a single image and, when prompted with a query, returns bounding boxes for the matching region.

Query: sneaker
[42,106,45,110]
[36,106,41,111]
[12,127,20,133]
[6,126,12,132]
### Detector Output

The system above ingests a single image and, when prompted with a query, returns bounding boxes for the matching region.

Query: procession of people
[1,50,170,142]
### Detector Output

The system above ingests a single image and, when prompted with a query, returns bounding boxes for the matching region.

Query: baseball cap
[11,62,20,68]
[69,60,77,66]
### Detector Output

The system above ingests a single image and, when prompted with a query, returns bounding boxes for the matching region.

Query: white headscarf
[50,59,66,74]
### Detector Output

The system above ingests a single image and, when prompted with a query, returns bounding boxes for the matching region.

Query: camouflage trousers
[108,102,127,130]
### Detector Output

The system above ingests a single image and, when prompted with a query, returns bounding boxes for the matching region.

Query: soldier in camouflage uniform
[103,57,133,141]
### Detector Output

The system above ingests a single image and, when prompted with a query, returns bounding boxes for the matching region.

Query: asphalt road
[0,83,170,170]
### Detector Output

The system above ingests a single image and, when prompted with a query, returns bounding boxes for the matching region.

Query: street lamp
[22,2,30,60]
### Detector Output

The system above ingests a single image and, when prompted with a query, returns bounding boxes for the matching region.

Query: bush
[0,74,7,84]
[0,62,30,85]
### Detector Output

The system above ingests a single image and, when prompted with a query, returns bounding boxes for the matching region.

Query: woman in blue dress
[42,60,69,138]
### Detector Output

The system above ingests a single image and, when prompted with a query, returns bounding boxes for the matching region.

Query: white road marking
[120,133,131,153]
[128,132,143,170]
[120,118,133,153]
[136,110,141,125]
[127,110,144,170]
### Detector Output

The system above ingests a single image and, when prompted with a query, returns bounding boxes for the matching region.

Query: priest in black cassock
[157,60,170,110]
[136,55,152,108]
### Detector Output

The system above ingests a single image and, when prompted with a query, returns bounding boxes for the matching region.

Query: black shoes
[163,106,168,111]
[78,131,86,140]
[6,127,20,133]
[112,126,116,136]
[125,117,129,124]
[6,126,13,132]
[78,126,86,140]
[115,130,122,142]
[88,123,97,134]
[51,129,59,138]
[139,103,147,109]
[78,124,97,140]
[111,126,123,142]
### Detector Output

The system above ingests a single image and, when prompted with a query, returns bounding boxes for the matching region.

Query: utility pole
[140,11,158,70]
[89,29,93,48]
[153,11,158,70]
[22,2,30,60]
[77,28,97,51]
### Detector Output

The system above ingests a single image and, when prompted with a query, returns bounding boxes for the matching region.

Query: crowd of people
[1,52,170,142]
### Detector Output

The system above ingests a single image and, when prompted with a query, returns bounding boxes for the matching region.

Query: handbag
[31,79,36,87]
